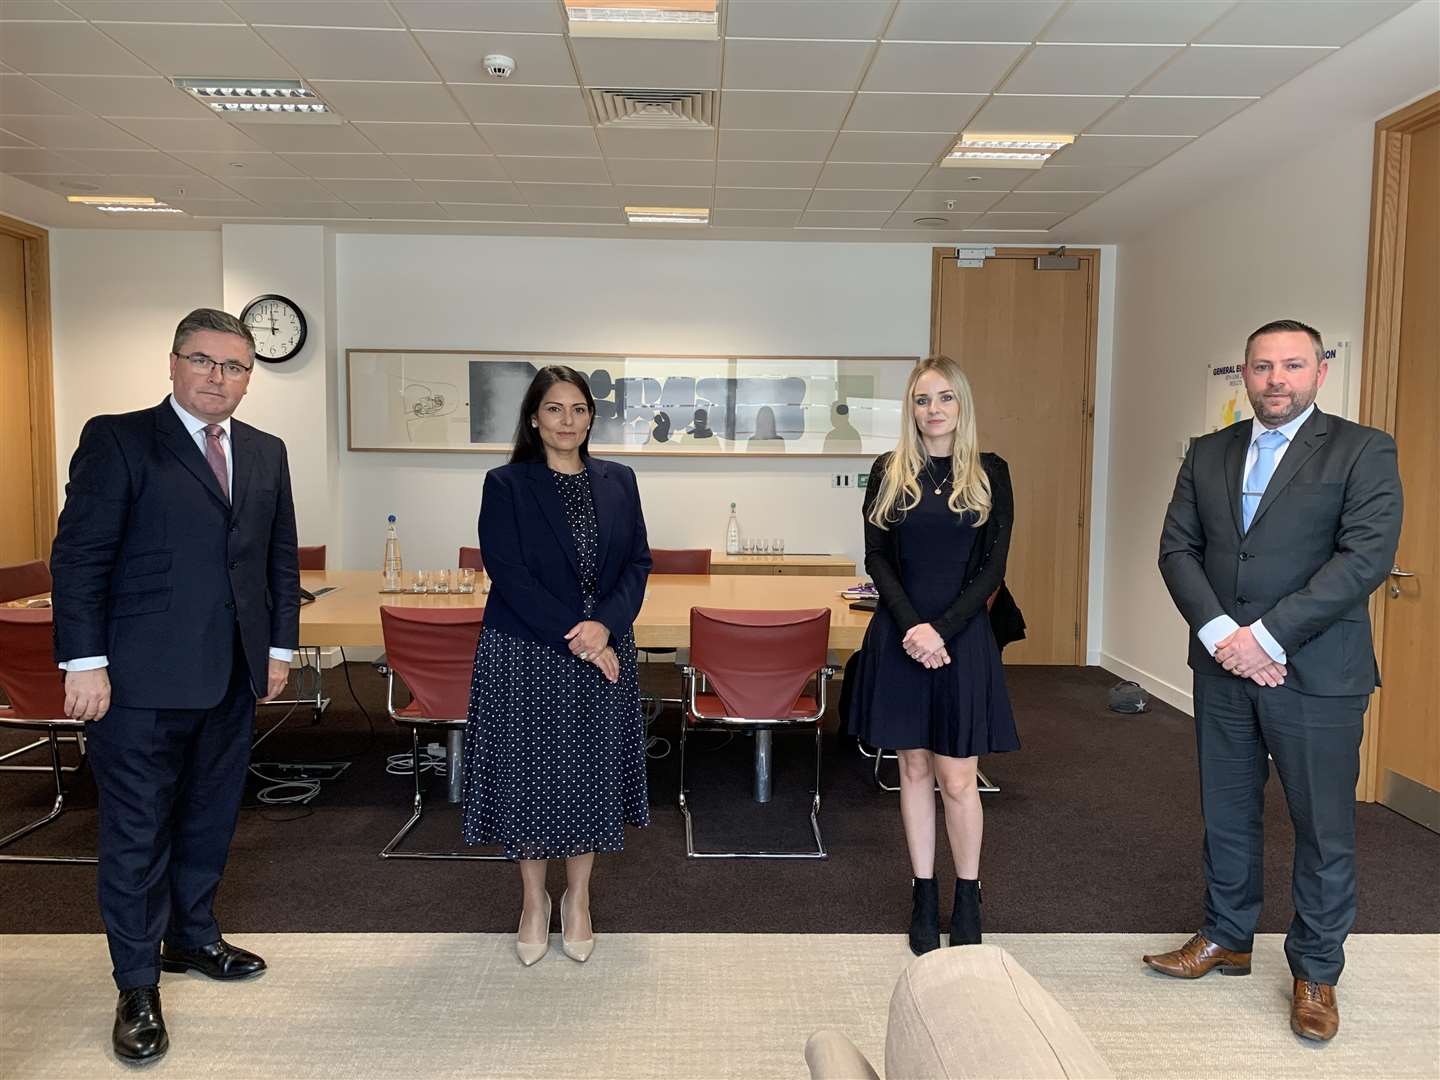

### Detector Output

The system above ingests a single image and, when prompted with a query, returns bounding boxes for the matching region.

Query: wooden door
[0,230,37,564]
[931,249,1098,664]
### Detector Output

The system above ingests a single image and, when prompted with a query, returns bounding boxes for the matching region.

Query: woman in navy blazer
[462,365,652,967]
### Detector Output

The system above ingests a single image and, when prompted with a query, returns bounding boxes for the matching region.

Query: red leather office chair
[680,607,834,860]
[0,610,96,864]
[297,545,327,571]
[457,547,485,572]
[649,548,711,575]
[0,560,51,604]
[378,606,501,861]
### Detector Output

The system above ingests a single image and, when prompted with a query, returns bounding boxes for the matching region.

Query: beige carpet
[1,933,1436,1079]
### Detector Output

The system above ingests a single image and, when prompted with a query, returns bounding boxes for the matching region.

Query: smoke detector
[484,54,515,79]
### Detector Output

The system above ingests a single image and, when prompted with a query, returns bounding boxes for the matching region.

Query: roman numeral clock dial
[240,294,308,363]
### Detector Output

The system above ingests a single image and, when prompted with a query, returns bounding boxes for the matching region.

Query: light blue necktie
[1242,429,1287,532]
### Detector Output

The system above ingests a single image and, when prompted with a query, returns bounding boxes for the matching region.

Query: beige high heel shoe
[559,890,594,963]
[516,893,551,967]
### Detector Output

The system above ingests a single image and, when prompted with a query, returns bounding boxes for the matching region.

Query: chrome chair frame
[0,717,97,865]
[857,740,998,793]
[678,663,836,860]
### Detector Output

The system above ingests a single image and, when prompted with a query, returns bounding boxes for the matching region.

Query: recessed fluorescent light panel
[67,195,185,213]
[565,0,718,40]
[625,206,709,224]
[943,132,1075,169]
[172,78,339,123]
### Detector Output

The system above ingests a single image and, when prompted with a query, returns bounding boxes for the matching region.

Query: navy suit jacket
[478,458,651,648]
[50,398,301,709]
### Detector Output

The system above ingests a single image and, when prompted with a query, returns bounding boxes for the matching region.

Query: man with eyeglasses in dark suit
[50,307,300,1062]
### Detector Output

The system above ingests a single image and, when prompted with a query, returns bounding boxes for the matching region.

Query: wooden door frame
[1356,91,1440,802]
[0,213,56,562]
[928,246,1102,664]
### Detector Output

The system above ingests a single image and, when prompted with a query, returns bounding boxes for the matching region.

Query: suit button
[229,560,238,570]
[230,524,239,533]
[224,600,234,610]
[1239,552,1250,561]
[1237,596,1249,604]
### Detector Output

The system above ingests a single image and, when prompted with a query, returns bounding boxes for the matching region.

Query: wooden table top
[300,569,871,649]
[709,553,856,576]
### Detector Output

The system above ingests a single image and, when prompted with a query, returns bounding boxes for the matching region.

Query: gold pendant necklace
[922,461,948,496]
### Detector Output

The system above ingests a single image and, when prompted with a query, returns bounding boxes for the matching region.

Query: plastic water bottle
[383,515,403,590]
[725,502,741,555]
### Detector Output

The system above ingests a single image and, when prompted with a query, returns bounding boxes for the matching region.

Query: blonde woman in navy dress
[462,365,652,966]
[848,355,1019,955]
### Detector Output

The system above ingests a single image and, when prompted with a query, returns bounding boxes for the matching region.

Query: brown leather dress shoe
[1291,979,1339,1041]
[1142,933,1252,978]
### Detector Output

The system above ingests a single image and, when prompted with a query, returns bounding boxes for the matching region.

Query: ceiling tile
[914,166,1028,189]
[597,128,716,160]
[798,210,889,228]
[31,75,214,119]
[0,125,32,146]
[718,130,833,161]
[572,38,720,89]
[279,152,404,178]
[56,149,199,175]
[966,93,1121,134]
[722,39,871,92]
[863,43,1028,93]
[883,212,982,231]
[899,189,1004,212]
[254,26,436,81]
[499,155,609,183]
[7,172,120,195]
[806,188,907,211]
[106,117,266,152]
[611,185,711,207]
[606,157,712,185]
[316,177,430,201]
[0,114,150,149]
[969,211,1066,229]
[1197,1,1412,47]
[440,203,536,221]
[311,81,465,122]
[387,152,507,179]
[413,179,523,203]
[1087,95,1251,135]
[214,175,337,200]
[817,161,928,188]
[169,150,302,177]
[238,122,378,153]
[167,198,261,215]
[450,84,590,125]
[713,186,811,209]
[0,23,155,76]
[99,24,295,78]
[414,31,577,86]
[711,208,802,227]
[126,173,244,198]
[0,74,84,115]
[719,90,852,130]
[988,190,1100,212]
[536,205,626,224]
[0,1,81,18]
[886,0,1063,42]
[395,1,563,33]
[243,202,361,218]
[349,201,450,219]
[516,182,615,206]
[1041,1,1233,44]
[715,159,821,187]
[355,122,491,154]
[1050,133,1191,167]
[1015,164,1139,191]
[475,123,600,156]
[728,0,891,38]
[828,131,953,163]
[229,1,403,28]
[1001,44,1182,94]
[1139,45,1334,96]
[844,93,984,133]
[72,1,240,20]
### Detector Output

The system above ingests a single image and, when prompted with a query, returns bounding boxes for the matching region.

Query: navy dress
[849,455,1020,758]
[461,468,650,860]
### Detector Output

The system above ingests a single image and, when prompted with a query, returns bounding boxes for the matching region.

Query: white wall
[1102,119,1377,712]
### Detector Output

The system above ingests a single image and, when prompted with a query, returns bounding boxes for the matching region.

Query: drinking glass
[457,568,476,594]
[741,538,754,554]
[756,538,770,554]
[411,570,428,594]
[433,568,451,594]
[773,538,785,554]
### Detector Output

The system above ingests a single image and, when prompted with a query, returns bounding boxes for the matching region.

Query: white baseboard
[1097,653,1193,716]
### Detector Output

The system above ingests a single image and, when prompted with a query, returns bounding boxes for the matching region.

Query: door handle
[1389,565,1416,577]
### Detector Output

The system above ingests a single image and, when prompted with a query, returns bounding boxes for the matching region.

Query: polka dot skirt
[461,467,650,860]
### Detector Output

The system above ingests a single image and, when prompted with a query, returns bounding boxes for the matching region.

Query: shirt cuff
[58,656,108,671]
[1249,620,1287,665]
[1197,615,1240,657]
[269,647,294,663]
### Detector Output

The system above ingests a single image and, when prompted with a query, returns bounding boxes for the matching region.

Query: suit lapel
[229,420,255,519]
[526,462,580,577]
[591,459,617,577]
[155,400,230,510]
[1249,408,1328,533]
[1224,424,1248,538]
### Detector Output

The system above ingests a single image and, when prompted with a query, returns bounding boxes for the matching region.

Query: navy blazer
[50,398,301,710]
[478,458,652,648]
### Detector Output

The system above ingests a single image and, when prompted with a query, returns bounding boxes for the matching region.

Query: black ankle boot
[908,877,941,956]
[949,878,982,946]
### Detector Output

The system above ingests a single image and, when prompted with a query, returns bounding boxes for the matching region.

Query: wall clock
[241,294,307,363]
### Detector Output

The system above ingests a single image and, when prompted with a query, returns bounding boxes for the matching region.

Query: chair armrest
[804,1029,879,1080]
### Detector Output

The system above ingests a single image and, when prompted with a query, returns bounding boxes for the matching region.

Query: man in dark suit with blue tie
[1147,320,1403,1042]
[50,308,300,1062]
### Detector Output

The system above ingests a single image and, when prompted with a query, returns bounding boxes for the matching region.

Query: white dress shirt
[1197,403,1316,666]
[59,395,293,673]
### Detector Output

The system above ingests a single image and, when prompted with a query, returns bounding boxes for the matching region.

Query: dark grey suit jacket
[1159,408,1402,696]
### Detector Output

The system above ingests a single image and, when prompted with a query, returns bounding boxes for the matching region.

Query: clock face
[241,294,307,362]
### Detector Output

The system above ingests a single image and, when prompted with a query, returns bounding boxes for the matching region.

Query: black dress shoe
[160,939,266,980]
[113,985,168,1062]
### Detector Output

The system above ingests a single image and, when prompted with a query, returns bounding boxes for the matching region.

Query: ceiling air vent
[589,89,716,129]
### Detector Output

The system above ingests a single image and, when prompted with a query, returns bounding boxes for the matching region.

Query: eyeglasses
[175,351,253,380]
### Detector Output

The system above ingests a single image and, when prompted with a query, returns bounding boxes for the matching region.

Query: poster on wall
[1203,339,1351,433]
[346,349,916,455]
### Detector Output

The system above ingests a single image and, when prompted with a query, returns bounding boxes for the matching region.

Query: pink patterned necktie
[203,424,230,504]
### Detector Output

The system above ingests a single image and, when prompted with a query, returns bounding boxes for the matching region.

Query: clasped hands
[1214,626,1286,687]
[902,623,951,670]
[565,620,619,683]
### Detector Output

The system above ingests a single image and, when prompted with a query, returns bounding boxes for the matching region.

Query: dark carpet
[2,664,1435,937]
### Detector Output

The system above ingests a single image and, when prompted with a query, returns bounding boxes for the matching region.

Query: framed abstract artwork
[346,349,916,456]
